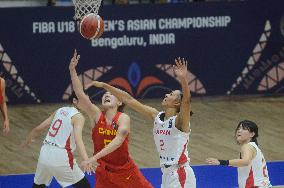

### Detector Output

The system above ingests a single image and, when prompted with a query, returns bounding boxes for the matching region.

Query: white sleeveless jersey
[44,107,80,152]
[153,112,190,167]
[238,142,271,188]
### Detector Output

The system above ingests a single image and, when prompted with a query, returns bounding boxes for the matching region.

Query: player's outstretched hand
[86,163,96,175]
[81,159,98,175]
[69,49,80,71]
[85,81,104,90]
[20,138,34,149]
[205,158,220,165]
[173,57,188,81]
[2,120,10,135]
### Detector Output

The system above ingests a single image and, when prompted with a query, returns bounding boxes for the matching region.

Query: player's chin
[235,137,243,144]
[102,103,113,109]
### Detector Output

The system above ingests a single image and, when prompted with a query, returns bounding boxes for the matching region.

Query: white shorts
[161,162,196,188]
[34,144,85,188]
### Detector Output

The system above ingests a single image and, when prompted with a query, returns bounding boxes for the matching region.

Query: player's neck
[164,108,177,120]
[104,108,118,123]
[239,139,251,146]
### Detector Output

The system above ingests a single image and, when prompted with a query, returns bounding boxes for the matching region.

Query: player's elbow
[123,95,134,105]
[74,136,83,146]
[116,142,123,148]
[33,127,42,134]
[75,91,86,99]
[115,137,126,147]
[240,159,251,166]
[182,95,191,104]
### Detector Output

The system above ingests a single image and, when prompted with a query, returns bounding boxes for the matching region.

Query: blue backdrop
[0,0,284,104]
[0,162,284,188]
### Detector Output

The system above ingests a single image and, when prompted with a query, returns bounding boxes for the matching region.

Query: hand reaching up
[69,49,80,71]
[173,57,188,81]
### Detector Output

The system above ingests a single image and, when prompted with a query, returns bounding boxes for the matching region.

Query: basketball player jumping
[86,58,196,188]
[0,77,9,134]
[69,50,153,188]
[206,120,272,188]
[21,92,92,188]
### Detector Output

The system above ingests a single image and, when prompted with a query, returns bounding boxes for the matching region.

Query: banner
[0,0,284,104]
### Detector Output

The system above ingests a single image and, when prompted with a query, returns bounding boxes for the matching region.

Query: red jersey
[0,79,3,104]
[92,112,130,169]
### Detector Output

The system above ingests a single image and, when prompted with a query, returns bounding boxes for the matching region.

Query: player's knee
[32,183,46,188]
[73,176,91,188]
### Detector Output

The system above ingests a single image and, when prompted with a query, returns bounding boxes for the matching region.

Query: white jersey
[153,112,190,167]
[44,107,80,152]
[238,142,271,188]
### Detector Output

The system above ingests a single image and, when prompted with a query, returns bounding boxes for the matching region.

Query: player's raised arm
[86,81,159,121]
[69,50,100,120]
[21,113,54,148]
[174,58,191,133]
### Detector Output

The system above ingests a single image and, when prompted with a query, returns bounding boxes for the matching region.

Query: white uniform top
[153,111,190,167]
[44,107,80,152]
[238,142,271,188]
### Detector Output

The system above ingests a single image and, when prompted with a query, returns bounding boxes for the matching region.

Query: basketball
[79,13,104,40]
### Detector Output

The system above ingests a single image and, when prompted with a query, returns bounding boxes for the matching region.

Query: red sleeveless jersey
[92,112,130,168]
[0,79,3,104]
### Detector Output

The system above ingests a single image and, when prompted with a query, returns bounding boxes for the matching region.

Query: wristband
[218,160,229,166]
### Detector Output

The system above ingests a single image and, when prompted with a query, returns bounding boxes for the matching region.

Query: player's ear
[117,101,122,106]
[174,101,181,108]
[250,132,255,138]
[73,98,79,107]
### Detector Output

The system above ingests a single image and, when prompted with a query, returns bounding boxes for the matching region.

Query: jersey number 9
[49,119,63,137]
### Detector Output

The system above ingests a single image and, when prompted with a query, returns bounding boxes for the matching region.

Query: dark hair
[176,90,193,116]
[117,103,125,112]
[68,91,78,104]
[236,120,259,145]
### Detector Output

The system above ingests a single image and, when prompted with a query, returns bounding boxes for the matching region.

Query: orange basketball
[79,13,104,40]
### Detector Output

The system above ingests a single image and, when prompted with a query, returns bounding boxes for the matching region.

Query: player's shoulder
[118,112,130,123]
[119,112,129,119]
[59,106,82,117]
[71,111,85,121]
[241,142,257,152]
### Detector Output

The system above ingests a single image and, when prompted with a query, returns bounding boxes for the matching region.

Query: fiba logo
[281,15,284,37]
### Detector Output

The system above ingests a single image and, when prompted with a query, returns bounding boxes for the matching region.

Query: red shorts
[94,160,153,188]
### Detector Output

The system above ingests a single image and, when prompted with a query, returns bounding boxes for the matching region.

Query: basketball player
[21,92,92,188]
[206,120,272,188]
[0,77,9,134]
[69,50,153,188]
[86,58,196,188]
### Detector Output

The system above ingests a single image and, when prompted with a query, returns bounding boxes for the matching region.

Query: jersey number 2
[49,119,63,137]
[160,140,165,151]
